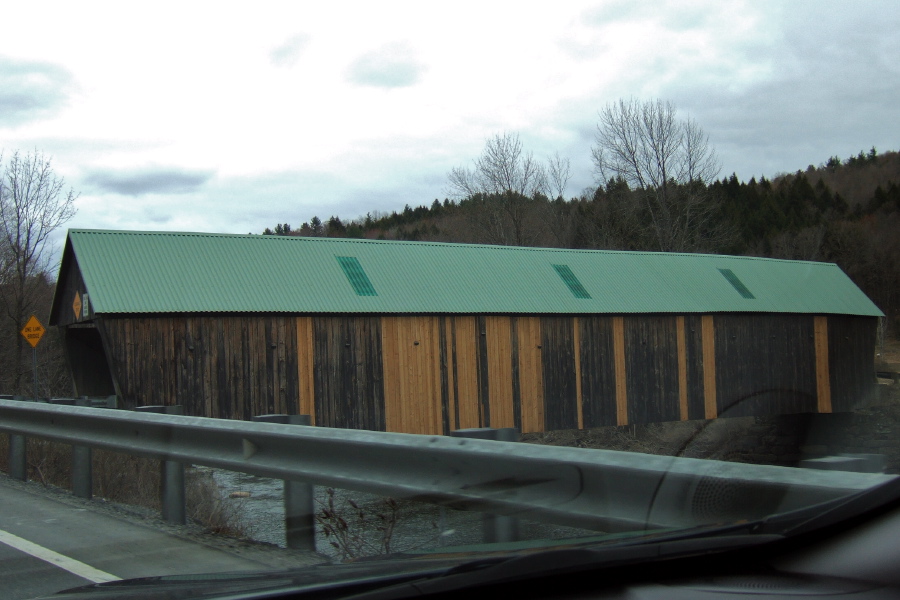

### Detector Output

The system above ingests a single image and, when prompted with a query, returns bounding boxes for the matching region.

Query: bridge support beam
[253,414,316,551]
[451,427,521,544]
[136,405,186,525]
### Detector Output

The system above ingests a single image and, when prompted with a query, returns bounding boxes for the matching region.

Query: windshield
[1,3,899,600]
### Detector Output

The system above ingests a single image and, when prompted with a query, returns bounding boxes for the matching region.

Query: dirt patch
[877,336,900,370]
[522,418,760,462]
[523,381,900,473]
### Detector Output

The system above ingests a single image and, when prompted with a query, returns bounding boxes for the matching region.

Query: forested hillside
[265,148,900,338]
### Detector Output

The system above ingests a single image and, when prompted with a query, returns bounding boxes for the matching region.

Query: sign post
[20,315,46,400]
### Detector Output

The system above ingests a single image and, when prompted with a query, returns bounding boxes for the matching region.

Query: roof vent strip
[553,264,591,299]
[336,256,378,296]
[718,268,755,299]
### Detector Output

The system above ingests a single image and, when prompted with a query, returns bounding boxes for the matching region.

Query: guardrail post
[253,414,316,551]
[136,405,186,525]
[8,397,28,480]
[450,427,521,544]
[9,434,26,481]
[71,397,93,499]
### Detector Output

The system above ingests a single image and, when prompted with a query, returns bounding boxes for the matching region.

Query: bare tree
[448,132,547,199]
[592,98,732,252]
[546,151,571,201]
[448,132,559,246]
[0,150,78,394]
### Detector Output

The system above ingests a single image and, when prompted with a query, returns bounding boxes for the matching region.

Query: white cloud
[0,56,73,126]
[347,43,425,88]
[270,34,311,68]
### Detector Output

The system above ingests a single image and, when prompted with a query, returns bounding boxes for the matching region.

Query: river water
[209,469,591,560]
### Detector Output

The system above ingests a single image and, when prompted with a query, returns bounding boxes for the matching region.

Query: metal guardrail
[0,399,893,542]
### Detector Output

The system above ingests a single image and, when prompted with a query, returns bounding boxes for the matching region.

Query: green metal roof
[53,229,884,318]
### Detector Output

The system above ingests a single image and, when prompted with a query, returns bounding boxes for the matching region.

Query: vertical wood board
[613,316,627,426]
[578,317,617,428]
[452,316,481,429]
[515,317,545,434]
[814,316,832,413]
[296,317,316,423]
[573,317,584,430]
[485,316,515,429]
[701,315,717,419]
[623,316,680,425]
[676,316,688,421]
[541,317,579,431]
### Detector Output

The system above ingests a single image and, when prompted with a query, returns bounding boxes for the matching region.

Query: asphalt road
[0,475,323,600]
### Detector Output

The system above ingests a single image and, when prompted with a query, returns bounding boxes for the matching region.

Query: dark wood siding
[541,317,578,431]
[828,315,877,412]
[100,315,298,418]
[578,317,617,427]
[714,314,817,417]
[475,316,490,427]
[624,315,680,424]
[684,315,707,420]
[314,316,384,431]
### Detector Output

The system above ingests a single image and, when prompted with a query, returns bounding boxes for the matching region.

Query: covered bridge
[49,229,883,434]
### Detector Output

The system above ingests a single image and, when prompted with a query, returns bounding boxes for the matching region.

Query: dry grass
[0,435,245,536]
[317,487,400,560]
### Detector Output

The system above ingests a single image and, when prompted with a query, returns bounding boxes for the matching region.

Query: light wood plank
[380,316,403,432]
[485,316,515,428]
[516,317,544,433]
[454,317,481,429]
[814,316,832,413]
[382,316,446,435]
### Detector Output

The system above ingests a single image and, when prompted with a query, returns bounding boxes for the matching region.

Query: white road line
[0,529,121,584]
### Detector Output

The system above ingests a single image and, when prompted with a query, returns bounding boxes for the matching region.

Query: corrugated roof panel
[61,229,884,317]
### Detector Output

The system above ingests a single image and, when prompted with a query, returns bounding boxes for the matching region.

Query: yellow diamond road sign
[21,315,45,348]
[73,291,82,320]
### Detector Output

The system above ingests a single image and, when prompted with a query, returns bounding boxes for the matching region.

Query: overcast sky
[1,0,897,250]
